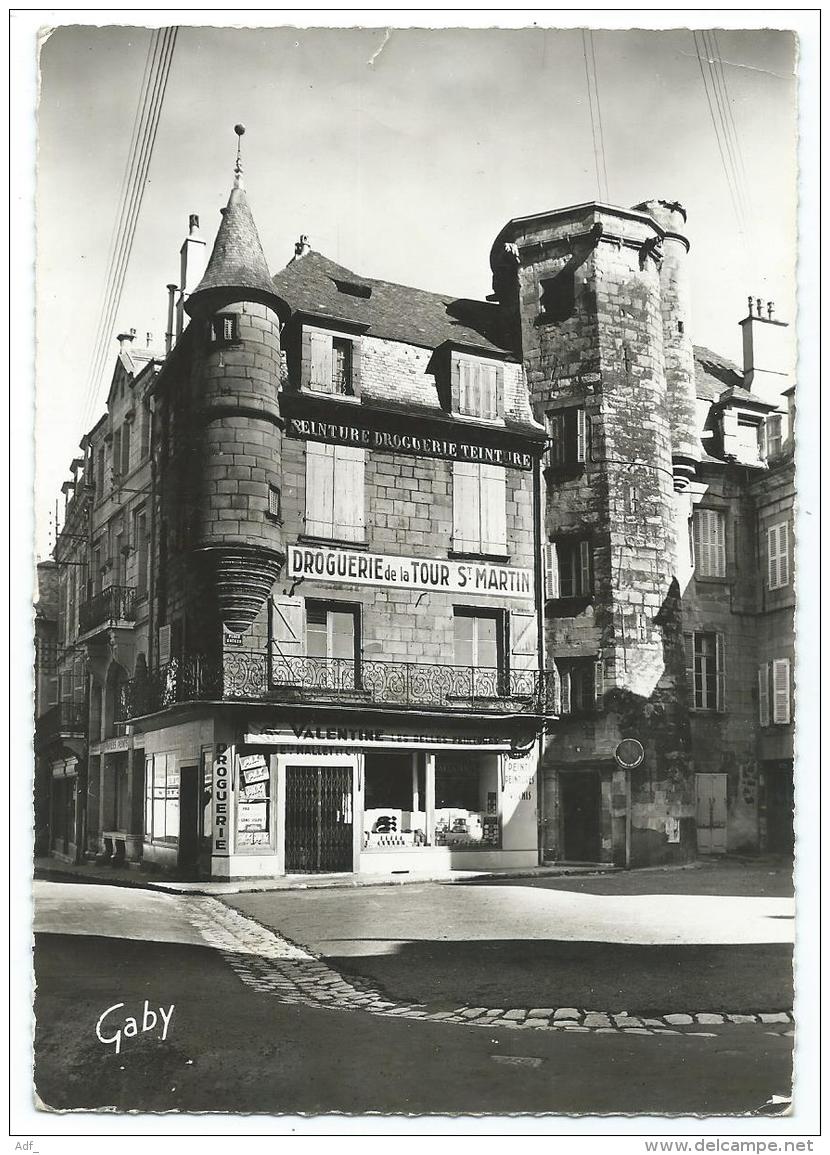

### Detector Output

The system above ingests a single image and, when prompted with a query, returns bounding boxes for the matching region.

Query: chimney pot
[116,330,137,351]
[293,234,312,259]
[189,213,200,235]
[756,297,763,317]
[767,301,775,320]
[748,295,755,317]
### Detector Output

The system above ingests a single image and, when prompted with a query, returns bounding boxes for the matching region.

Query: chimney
[740,293,793,409]
[292,234,312,261]
[165,283,177,354]
[177,213,207,337]
[117,329,137,353]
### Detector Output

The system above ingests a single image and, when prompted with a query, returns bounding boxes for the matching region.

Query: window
[305,601,358,689]
[97,445,106,496]
[144,753,179,843]
[539,269,576,322]
[304,442,365,541]
[736,416,762,464]
[452,461,506,554]
[308,330,355,395]
[140,398,151,459]
[555,658,604,716]
[209,314,238,344]
[267,484,281,520]
[765,414,783,459]
[456,357,500,420]
[453,609,506,698]
[692,509,727,578]
[111,429,121,479]
[758,660,792,726]
[544,539,592,599]
[546,407,588,466]
[767,522,790,589]
[133,509,148,594]
[120,422,131,476]
[686,631,725,712]
[434,754,501,848]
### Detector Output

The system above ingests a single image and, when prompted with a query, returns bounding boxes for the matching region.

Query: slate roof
[693,345,744,401]
[187,186,276,309]
[271,251,512,357]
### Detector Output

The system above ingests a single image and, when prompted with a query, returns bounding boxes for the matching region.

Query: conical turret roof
[185,185,276,313]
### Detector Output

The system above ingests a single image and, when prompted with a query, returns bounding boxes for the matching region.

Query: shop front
[203,715,541,880]
[50,757,80,861]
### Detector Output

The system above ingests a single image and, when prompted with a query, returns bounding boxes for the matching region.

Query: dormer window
[332,337,353,395]
[306,328,357,396]
[452,353,502,420]
[736,416,763,464]
[210,314,239,345]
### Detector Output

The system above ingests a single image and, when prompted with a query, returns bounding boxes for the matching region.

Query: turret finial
[233,123,246,189]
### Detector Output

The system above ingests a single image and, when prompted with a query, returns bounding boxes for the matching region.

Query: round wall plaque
[615,738,645,769]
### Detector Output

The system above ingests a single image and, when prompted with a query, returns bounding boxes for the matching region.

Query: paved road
[31,879,792,1116]
[226,864,794,1014]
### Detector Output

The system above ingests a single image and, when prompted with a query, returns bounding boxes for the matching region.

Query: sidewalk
[33,854,624,896]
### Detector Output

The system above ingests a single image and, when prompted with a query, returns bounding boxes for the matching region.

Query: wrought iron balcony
[36,700,87,743]
[117,650,550,721]
[79,585,137,636]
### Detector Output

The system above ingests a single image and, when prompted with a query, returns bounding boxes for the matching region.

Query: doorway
[764,763,794,854]
[285,764,353,873]
[695,772,727,853]
[560,771,601,861]
[178,765,200,869]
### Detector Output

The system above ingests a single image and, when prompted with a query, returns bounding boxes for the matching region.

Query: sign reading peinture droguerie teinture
[287,544,533,598]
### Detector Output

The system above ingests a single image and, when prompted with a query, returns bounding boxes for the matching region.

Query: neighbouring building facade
[35,147,795,878]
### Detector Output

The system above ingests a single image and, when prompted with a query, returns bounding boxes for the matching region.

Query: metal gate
[285,764,354,873]
[695,772,727,854]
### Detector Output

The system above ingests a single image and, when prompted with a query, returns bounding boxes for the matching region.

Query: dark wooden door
[178,765,200,868]
[561,771,601,862]
[285,765,353,873]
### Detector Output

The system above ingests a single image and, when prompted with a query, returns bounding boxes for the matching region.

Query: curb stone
[186,896,794,1039]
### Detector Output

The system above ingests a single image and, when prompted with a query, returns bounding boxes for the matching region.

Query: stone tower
[182,139,285,635]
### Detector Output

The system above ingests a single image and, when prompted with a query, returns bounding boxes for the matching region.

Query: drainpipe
[532,451,546,865]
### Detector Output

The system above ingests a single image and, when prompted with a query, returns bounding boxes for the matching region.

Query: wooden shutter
[333,447,365,542]
[714,512,726,575]
[579,540,592,595]
[768,522,789,589]
[684,633,696,710]
[547,412,565,466]
[772,658,791,724]
[576,408,587,462]
[158,624,171,666]
[758,663,770,726]
[453,461,481,552]
[305,441,335,537]
[715,633,726,713]
[544,542,559,599]
[480,465,507,553]
[722,408,739,457]
[309,331,333,391]
[480,362,499,419]
[510,611,536,671]
[594,659,605,711]
[458,359,472,414]
[271,596,305,659]
[560,665,571,716]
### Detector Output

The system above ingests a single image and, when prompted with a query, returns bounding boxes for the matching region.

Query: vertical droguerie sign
[213,743,231,854]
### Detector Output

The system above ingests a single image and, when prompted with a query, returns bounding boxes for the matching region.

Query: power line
[582,30,605,203]
[79,27,178,433]
[692,30,747,239]
[588,31,610,203]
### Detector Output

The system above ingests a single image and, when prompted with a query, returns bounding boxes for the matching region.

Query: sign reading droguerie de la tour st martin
[287,544,533,598]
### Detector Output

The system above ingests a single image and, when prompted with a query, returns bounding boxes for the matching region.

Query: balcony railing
[79,585,137,635]
[37,700,87,741]
[117,651,550,721]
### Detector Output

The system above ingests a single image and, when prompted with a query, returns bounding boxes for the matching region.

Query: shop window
[455,355,501,420]
[546,407,588,467]
[555,658,604,716]
[452,461,506,555]
[434,755,500,849]
[305,441,365,541]
[305,601,359,689]
[767,522,789,589]
[692,509,727,578]
[363,752,429,849]
[144,753,179,843]
[236,752,272,850]
[209,314,239,345]
[544,538,592,599]
[758,659,792,726]
[685,631,726,712]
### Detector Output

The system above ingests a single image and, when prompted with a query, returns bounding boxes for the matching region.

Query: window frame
[454,354,502,421]
[546,406,589,468]
[759,659,792,726]
[767,522,790,590]
[451,461,507,557]
[686,630,726,713]
[544,538,593,600]
[692,508,727,579]
[144,752,180,845]
[209,313,240,346]
[304,441,366,543]
[554,657,604,717]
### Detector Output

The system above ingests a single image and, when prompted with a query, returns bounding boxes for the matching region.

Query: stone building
[38,148,795,877]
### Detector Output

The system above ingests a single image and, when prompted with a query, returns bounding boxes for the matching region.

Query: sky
[32,19,800,558]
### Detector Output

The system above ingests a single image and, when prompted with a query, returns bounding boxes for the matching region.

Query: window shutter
[480,465,507,553]
[758,663,770,726]
[767,526,779,589]
[772,658,791,724]
[544,542,559,599]
[481,362,499,420]
[715,633,726,712]
[579,540,592,595]
[560,666,571,716]
[309,331,333,391]
[778,523,789,587]
[510,611,536,671]
[458,359,472,414]
[305,441,335,537]
[121,423,131,475]
[722,408,739,457]
[158,624,171,666]
[576,408,587,462]
[333,447,365,542]
[271,596,305,660]
[547,412,564,466]
[684,633,696,710]
[715,512,726,576]
[594,658,605,711]
[452,461,481,552]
